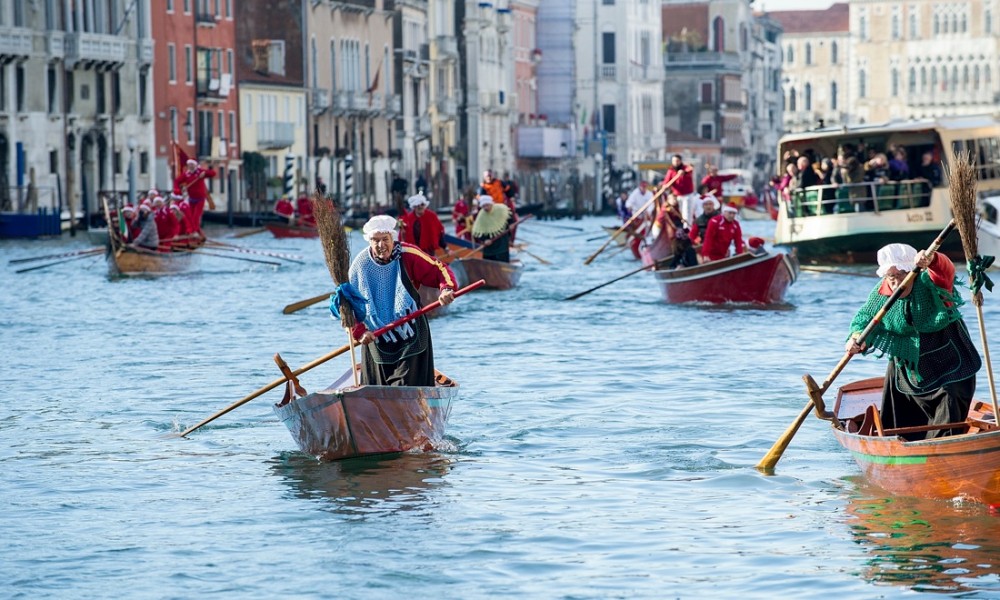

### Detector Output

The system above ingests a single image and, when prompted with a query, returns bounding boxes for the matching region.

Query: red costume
[296,196,316,227]
[154,207,174,250]
[274,198,295,220]
[664,165,695,196]
[400,209,446,254]
[174,166,217,232]
[701,214,745,261]
[452,198,471,240]
[700,173,738,199]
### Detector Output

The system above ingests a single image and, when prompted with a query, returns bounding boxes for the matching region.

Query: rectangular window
[218,110,225,144]
[15,65,24,111]
[186,108,195,143]
[601,104,615,133]
[242,94,251,125]
[700,122,714,140]
[229,111,237,146]
[114,151,122,175]
[184,0,191,13]
[64,71,73,112]
[185,45,193,84]
[140,152,149,175]
[601,32,615,64]
[700,81,714,104]
[167,0,174,12]
[47,66,57,113]
[139,70,148,116]
[49,150,59,174]
[111,72,121,115]
[168,43,176,82]
[226,49,233,75]
[95,72,106,113]
[170,107,179,141]
[226,0,232,18]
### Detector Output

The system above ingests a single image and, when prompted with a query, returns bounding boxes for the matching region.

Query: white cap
[362,215,399,241]
[407,193,429,208]
[876,243,917,277]
[478,195,495,207]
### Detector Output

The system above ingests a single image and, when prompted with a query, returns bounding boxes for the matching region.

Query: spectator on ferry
[918,151,943,187]
[795,156,821,189]
[817,158,835,185]
[865,153,890,184]
[838,145,865,184]
[889,148,911,181]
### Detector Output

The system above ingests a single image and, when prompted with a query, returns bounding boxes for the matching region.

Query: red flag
[366,60,381,107]
[172,141,190,186]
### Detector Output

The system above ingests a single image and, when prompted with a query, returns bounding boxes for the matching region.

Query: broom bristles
[946,150,980,261]
[313,194,355,328]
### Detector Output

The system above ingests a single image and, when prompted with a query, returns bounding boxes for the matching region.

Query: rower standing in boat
[700,204,745,262]
[845,244,981,440]
[471,195,513,262]
[335,215,457,387]
[400,192,446,255]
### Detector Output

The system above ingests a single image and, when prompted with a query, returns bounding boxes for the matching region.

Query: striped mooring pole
[283,153,295,197]
[343,154,353,208]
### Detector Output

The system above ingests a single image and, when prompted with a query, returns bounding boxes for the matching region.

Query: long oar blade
[283,292,333,315]
[232,227,267,238]
[9,247,104,264]
[16,252,103,273]
[564,256,671,300]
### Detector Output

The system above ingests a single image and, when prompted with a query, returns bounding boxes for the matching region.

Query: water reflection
[844,476,1000,594]
[270,451,452,517]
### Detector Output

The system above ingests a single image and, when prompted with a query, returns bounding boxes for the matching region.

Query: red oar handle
[371,279,485,337]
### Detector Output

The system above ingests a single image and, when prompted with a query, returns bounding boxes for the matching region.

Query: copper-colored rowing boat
[274,369,458,461]
[830,376,1000,505]
[452,257,523,290]
[650,250,798,304]
[108,246,198,276]
[265,222,319,238]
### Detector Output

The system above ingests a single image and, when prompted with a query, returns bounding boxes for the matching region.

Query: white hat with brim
[478,195,494,207]
[363,215,399,241]
[407,194,429,208]
[876,243,918,277]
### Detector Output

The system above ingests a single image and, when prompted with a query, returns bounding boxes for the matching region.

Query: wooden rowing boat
[265,222,319,238]
[108,246,198,276]
[650,249,798,304]
[639,229,673,267]
[273,368,458,461]
[829,376,1000,505]
[452,257,523,290]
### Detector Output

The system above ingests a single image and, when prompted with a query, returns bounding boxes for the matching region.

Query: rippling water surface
[4,217,1000,599]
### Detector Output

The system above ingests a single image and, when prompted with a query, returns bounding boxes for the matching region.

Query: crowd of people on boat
[115,159,218,252]
[273,195,317,228]
[771,143,943,215]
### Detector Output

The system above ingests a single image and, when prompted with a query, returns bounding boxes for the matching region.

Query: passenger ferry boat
[774,116,1000,262]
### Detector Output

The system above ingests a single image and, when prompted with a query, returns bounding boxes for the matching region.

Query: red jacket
[664,165,695,196]
[400,209,445,254]
[700,174,738,198]
[174,167,217,201]
[351,243,457,339]
[274,198,295,218]
[701,214,745,261]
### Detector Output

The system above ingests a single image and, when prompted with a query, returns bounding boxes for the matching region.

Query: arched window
[940,66,948,90]
[963,65,970,90]
[986,65,992,89]
[952,65,959,90]
[805,42,812,65]
[975,65,981,90]
[961,14,967,32]
[909,13,918,37]
[805,83,812,110]
[787,44,794,64]
[921,66,927,92]
[830,41,838,64]
[909,67,916,94]
[987,9,993,34]
[891,68,899,96]
[859,70,867,98]
[931,68,938,92]
[830,81,838,110]
[933,14,940,34]
[789,87,797,111]
[860,15,868,39]
[740,24,747,51]
[713,16,725,52]
[892,14,900,39]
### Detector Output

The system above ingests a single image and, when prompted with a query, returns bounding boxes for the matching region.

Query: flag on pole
[366,60,382,107]
[171,141,191,190]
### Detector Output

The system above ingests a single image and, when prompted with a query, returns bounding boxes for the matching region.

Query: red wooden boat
[266,222,319,238]
[452,257,523,290]
[827,376,1000,505]
[640,230,673,267]
[650,249,798,304]
[273,368,458,461]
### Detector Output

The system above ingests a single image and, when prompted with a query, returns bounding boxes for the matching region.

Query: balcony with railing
[629,63,661,82]
[138,39,153,66]
[417,114,432,138]
[384,93,402,117]
[196,10,217,26]
[0,27,33,63]
[436,35,458,61]
[45,31,65,60]
[600,64,616,80]
[436,97,458,120]
[665,51,741,72]
[64,32,128,69]
[196,72,232,103]
[311,88,330,114]
[257,121,295,150]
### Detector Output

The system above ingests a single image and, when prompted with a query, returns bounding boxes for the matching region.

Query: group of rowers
[617,155,758,268]
[273,195,317,228]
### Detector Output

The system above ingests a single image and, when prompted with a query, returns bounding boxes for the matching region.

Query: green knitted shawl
[849,271,965,381]
[472,203,510,238]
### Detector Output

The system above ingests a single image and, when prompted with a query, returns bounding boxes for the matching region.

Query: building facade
[0,1,154,227]
[151,0,240,210]
[427,0,461,207]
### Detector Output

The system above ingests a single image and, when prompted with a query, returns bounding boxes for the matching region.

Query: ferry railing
[787,179,935,218]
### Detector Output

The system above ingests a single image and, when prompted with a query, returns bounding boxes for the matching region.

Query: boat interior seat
[966,401,999,434]
[856,404,885,437]
[876,184,898,211]
[434,370,457,388]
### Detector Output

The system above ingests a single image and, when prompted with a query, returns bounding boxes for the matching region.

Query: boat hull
[265,222,319,238]
[274,370,457,461]
[639,230,673,267]
[650,251,797,304]
[108,247,197,276]
[832,377,1000,505]
[454,257,523,290]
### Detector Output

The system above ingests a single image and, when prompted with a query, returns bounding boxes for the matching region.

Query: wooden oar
[283,292,332,315]
[9,246,104,264]
[15,252,103,274]
[756,219,957,472]
[178,278,485,438]
[232,227,267,239]
[203,240,305,263]
[512,243,552,265]
[563,255,674,300]
[583,172,681,265]
[458,214,533,260]
[184,248,283,267]
[799,266,879,278]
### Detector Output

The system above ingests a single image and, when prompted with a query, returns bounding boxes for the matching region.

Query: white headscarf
[363,215,399,241]
[478,195,495,207]
[876,243,917,277]
[407,193,428,208]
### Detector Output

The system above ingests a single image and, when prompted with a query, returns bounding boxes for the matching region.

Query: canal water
[3,216,1000,599]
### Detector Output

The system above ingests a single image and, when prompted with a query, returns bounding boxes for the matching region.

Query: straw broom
[314,196,361,386]
[947,150,999,421]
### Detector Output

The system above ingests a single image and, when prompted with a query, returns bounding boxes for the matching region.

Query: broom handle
[974,301,1000,420]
